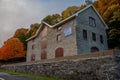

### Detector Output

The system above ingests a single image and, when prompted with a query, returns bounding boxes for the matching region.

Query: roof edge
[26,21,52,42]
[26,4,109,42]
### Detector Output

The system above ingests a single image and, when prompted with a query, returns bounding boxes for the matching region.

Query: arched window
[91,47,99,52]
[55,48,64,58]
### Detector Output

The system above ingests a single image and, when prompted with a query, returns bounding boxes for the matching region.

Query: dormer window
[89,17,96,27]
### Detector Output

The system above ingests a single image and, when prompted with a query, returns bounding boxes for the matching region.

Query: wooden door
[55,48,64,58]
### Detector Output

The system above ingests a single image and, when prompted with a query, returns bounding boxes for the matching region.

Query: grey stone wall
[1,50,120,80]
[26,25,48,62]
[76,6,108,54]
[27,19,78,62]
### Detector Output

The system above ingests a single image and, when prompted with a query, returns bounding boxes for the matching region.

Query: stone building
[26,4,108,62]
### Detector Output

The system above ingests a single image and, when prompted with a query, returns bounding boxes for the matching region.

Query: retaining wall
[1,50,120,80]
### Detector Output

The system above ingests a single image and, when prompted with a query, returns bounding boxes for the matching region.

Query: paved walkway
[0,72,41,80]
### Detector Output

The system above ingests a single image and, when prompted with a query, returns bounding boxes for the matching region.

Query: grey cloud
[0,0,45,46]
[0,0,84,47]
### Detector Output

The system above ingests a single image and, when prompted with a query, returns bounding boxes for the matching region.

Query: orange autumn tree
[0,48,3,60]
[0,38,25,60]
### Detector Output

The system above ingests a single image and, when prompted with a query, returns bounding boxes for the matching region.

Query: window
[100,35,103,44]
[64,26,72,37]
[57,34,62,42]
[92,32,96,41]
[89,17,96,27]
[32,44,35,49]
[41,39,47,49]
[83,29,87,40]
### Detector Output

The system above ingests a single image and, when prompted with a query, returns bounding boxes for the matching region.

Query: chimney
[85,0,92,5]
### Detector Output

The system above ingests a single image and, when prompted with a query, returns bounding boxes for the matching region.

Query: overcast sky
[0,0,88,47]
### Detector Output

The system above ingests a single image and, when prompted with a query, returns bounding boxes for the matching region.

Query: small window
[83,29,87,40]
[32,44,35,50]
[89,17,96,27]
[57,34,62,42]
[100,35,103,44]
[92,32,96,41]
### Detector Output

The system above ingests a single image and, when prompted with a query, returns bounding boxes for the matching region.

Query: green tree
[26,23,40,39]
[62,5,85,19]
[43,14,62,25]
[13,28,28,50]
[108,29,120,49]
[94,0,120,49]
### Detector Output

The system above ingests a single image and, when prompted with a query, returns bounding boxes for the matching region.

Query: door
[55,48,64,58]
[91,47,99,52]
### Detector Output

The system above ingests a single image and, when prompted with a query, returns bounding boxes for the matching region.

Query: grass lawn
[0,69,64,80]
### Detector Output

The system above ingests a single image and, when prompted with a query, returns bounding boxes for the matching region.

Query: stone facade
[1,50,120,80]
[76,6,108,54]
[26,5,108,62]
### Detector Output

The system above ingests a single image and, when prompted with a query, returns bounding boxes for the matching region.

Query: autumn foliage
[0,38,25,61]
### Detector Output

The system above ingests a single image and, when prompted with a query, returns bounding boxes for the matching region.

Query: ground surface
[0,72,40,80]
